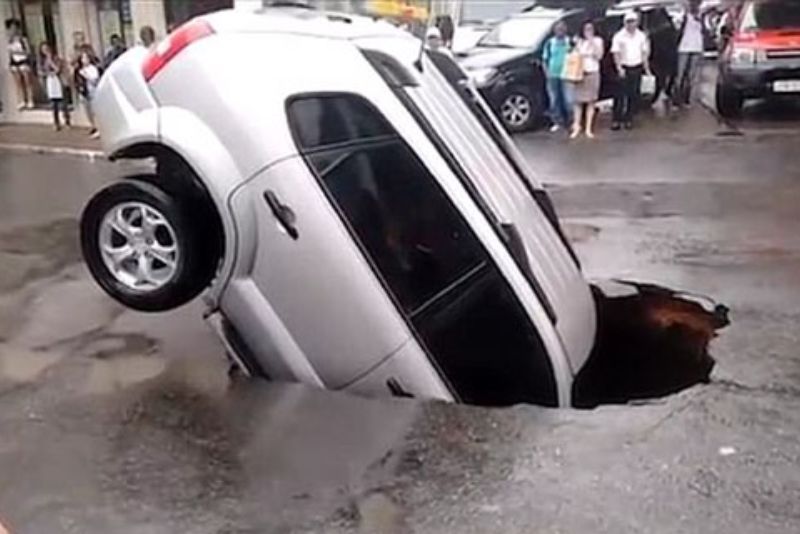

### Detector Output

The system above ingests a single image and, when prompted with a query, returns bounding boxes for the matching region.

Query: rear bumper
[721,61,800,98]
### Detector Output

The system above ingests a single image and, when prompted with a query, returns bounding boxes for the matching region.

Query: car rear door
[285,92,560,407]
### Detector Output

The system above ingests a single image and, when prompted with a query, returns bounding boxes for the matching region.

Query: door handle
[263,189,299,240]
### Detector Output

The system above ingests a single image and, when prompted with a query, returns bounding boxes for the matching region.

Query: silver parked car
[80,6,597,407]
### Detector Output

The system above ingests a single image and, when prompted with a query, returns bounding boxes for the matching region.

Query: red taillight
[142,19,215,82]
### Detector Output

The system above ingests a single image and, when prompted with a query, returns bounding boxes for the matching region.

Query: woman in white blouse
[570,22,604,139]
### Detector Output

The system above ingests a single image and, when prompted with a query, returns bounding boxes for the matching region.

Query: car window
[287,93,558,406]
[599,14,623,40]
[478,16,557,49]
[289,95,393,150]
[562,12,586,36]
[741,1,800,31]
[307,140,486,314]
[643,7,675,34]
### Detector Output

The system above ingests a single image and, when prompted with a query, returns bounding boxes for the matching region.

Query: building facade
[2,0,461,125]
[1,0,231,125]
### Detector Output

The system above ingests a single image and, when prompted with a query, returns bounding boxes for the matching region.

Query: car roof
[612,0,677,12]
[510,6,570,19]
[203,6,413,41]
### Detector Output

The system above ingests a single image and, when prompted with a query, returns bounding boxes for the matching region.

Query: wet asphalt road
[1,99,800,533]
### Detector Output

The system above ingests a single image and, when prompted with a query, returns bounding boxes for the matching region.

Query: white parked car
[80,6,597,407]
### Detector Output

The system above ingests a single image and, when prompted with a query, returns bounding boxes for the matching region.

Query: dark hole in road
[573,280,730,409]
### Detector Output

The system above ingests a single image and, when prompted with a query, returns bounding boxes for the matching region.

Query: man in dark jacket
[102,34,126,70]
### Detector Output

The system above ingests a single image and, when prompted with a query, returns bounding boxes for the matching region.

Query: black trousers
[613,65,644,124]
[51,98,71,128]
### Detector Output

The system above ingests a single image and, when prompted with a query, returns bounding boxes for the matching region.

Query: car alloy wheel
[98,201,180,292]
[501,93,532,129]
[81,178,221,312]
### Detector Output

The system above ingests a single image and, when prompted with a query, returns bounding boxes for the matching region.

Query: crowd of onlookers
[4,18,158,136]
[541,0,708,138]
[424,0,714,138]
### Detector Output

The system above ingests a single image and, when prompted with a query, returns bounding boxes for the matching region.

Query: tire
[80,178,220,312]
[716,82,743,119]
[499,88,540,133]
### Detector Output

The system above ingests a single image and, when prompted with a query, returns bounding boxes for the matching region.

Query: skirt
[573,71,600,104]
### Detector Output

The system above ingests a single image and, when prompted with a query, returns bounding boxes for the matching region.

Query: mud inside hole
[572,281,730,408]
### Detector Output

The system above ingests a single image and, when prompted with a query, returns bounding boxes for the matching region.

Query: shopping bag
[640,74,657,96]
[562,50,584,82]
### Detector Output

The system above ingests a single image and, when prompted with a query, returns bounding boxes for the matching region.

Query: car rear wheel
[80,178,219,312]
[500,88,539,132]
[716,82,743,119]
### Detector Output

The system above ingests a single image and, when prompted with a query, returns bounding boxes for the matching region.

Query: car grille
[766,49,800,59]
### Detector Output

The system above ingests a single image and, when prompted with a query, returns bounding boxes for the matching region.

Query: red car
[716,0,800,118]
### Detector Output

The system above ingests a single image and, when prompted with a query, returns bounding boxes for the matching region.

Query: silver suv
[80,7,597,407]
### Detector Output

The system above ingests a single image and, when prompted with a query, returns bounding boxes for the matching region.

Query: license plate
[773,80,800,93]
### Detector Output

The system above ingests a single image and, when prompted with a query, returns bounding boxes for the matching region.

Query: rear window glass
[741,1,800,31]
[289,96,393,150]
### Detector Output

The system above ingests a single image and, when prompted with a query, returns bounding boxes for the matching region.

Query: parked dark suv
[458,4,678,132]
[716,0,800,118]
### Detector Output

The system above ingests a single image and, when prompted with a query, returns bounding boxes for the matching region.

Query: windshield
[741,1,800,31]
[478,16,556,49]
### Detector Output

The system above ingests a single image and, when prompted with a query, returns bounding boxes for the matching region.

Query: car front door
[233,96,414,389]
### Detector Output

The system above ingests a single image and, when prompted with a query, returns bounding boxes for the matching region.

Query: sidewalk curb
[0,142,105,161]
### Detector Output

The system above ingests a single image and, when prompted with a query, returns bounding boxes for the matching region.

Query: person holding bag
[611,11,652,131]
[569,21,604,139]
[37,42,70,131]
[542,21,573,133]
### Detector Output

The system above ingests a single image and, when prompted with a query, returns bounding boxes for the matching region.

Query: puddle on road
[84,355,168,395]
[573,280,730,408]
[80,332,167,394]
[0,219,81,293]
[0,344,64,383]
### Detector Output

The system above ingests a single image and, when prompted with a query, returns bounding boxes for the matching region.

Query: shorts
[9,57,30,71]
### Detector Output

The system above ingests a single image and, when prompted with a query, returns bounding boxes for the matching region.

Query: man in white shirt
[673,0,705,107]
[611,11,652,130]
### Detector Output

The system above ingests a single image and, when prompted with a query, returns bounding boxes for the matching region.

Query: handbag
[640,74,657,95]
[562,49,584,82]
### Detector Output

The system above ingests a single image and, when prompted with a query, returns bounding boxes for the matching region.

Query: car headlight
[468,67,497,86]
[730,46,768,65]
[731,46,755,65]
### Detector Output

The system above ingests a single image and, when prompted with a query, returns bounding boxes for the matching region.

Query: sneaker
[89,130,100,139]
[611,122,621,131]
[25,101,34,109]
[17,102,26,111]
[549,124,561,133]
[624,122,634,130]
